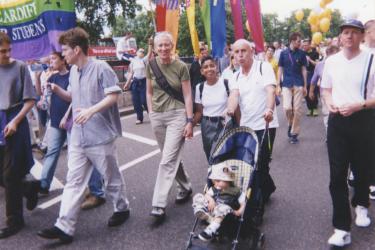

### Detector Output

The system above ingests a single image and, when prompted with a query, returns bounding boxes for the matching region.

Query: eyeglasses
[200,48,206,51]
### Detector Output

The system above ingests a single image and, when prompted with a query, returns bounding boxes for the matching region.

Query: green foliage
[108,5,344,56]
[112,12,155,50]
[75,0,141,42]
[263,8,344,43]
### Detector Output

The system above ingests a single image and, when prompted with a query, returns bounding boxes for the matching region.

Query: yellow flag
[187,0,200,56]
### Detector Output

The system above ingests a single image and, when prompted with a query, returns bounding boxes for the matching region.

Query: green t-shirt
[146,57,190,112]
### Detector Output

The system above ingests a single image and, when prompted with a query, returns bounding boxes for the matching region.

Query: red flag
[244,0,265,53]
[156,4,166,31]
[230,0,244,40]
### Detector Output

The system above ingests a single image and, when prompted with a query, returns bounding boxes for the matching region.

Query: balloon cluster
[294,0,334,44]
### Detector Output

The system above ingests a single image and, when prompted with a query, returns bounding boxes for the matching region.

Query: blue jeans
[89,167,104,198]
[131,78,148,121]
[41,127,67,190]
[42,129,104,197]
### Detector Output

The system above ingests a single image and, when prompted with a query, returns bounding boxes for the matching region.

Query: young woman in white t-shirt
[193,56,230,161]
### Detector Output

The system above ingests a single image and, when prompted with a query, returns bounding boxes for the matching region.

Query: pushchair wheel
[250,232,265,250]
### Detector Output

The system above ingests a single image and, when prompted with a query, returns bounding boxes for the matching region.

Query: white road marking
[38,195,63,210]
[30,160,64,191]
[119,149,160,172]
[36,129,201,210]
[122,132,158,146]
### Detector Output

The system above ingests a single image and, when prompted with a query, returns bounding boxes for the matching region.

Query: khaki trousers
[150,109,192,208]
[282,86,303,135]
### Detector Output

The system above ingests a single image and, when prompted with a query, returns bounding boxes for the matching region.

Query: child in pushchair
[192,161,246,241]
[187,125,267,250]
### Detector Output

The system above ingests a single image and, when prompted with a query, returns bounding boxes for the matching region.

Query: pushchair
[186,121,268,250]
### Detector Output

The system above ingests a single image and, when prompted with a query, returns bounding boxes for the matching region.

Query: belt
[202,116,224,122]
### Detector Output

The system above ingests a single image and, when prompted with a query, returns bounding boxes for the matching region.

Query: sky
[137,0,373,20]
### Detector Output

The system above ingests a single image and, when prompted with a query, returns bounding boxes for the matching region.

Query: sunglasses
[200,48,206,51]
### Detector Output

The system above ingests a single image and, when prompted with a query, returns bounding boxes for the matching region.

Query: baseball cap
[340,19,365,33]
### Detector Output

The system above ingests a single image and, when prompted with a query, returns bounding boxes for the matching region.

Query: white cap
[209,162,235,182]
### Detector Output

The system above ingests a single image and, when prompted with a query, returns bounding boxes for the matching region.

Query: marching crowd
[0,15,374,249]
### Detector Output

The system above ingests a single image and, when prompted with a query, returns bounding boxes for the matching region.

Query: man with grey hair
[146,31,193,218]
[227,39,278,219]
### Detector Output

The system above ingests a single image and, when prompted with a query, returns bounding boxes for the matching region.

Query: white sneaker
[327,229,351,247]
[355,205,371,227]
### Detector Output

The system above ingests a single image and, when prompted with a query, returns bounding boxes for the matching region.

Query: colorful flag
[244,0,265,53]
[165,0,180,51]
[199,0,211,51]
[155,4,166,32]
[230,0,244,40]
[0,0,76,61]
[153,0,180,52]
[210,0,226,57]
[186,0,199,56]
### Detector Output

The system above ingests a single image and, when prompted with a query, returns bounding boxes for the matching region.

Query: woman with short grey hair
[146,31,194,218]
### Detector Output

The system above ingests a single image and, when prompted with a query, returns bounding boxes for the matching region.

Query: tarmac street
[1,107,375,250]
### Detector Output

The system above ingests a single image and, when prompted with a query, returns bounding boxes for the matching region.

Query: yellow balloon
[308,11,319,25]
[295,10,304,22]
[312,32,323,44]
[324,0,333,4]
[320,0,326,9]
[311,24,319,33]
[322,8,332,19]
[320,17,330,33]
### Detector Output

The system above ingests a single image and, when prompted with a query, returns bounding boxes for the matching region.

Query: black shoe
[175,188,192,204]
[39,187,49,197]
[37,226,73,243]
[108,210,130,227]
[198,231,213,242]
[287,126,292,138]
[25,180,40,210]
[0,224,24,239]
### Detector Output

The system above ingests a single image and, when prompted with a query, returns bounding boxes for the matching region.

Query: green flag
[200,0,211,51]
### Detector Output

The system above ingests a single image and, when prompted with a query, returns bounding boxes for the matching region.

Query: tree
[112,12,155,50]
[75,0,141,42]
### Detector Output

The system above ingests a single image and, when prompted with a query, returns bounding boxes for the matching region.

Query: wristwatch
[186,117,194,124]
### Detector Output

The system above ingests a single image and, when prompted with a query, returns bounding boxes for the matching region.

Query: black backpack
[199,79,230,101]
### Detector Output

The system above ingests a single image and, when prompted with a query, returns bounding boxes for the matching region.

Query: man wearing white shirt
[321,19,375,248]
[227,39,278,214]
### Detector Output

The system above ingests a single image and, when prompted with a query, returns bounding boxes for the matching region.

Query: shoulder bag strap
[223,79,230,96]
[149,59,185,104]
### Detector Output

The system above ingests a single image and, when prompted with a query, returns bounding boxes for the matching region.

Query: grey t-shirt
[0,60,36,110]
[69,58,122,147]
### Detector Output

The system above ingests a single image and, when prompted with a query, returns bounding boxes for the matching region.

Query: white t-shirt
[229,60,279,130]
[195,77,229,117]
[129,56,148,79]
[221,67,236,81]
[321,50,375,107]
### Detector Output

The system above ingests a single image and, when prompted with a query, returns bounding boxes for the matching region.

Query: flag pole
[148,0,157,33]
